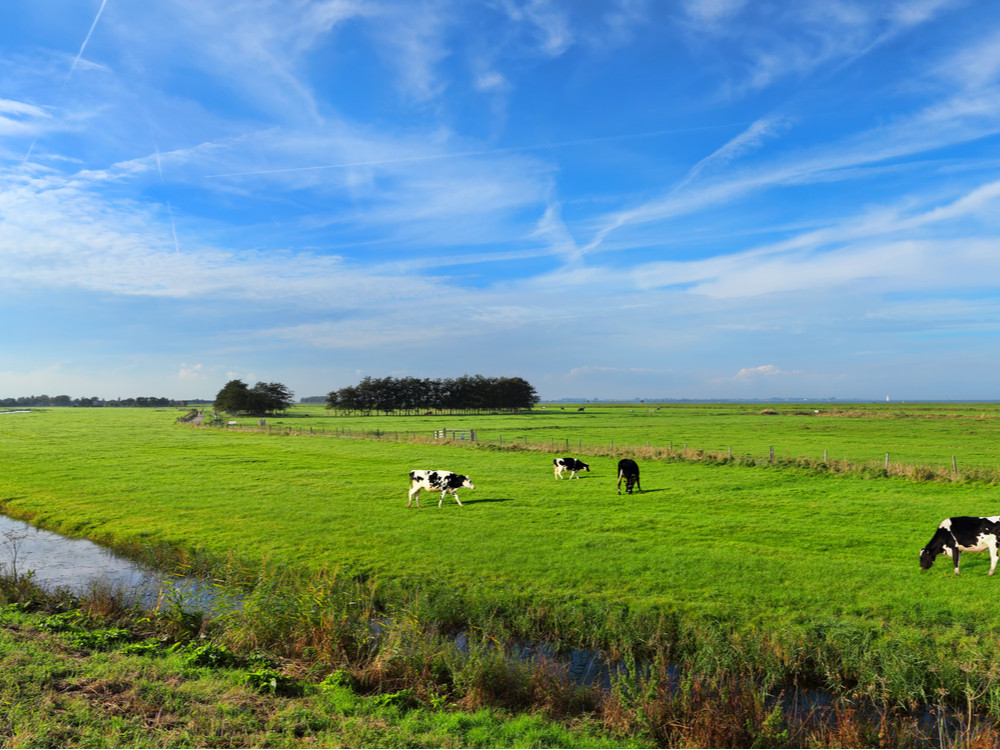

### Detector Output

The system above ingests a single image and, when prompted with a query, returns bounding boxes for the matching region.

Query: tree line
[326,375,539,415]
[0,395,177,408]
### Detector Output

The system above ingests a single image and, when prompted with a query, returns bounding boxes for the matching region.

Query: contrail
[23,0,108,165]
[204,124,737,179]
[152,140,180,253]
[65,0,109,85]
[166,201,180,253]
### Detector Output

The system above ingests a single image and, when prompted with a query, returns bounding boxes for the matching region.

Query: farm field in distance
[259,400,1000,473]
[3,403,1000,617]
[4,402,1000,743]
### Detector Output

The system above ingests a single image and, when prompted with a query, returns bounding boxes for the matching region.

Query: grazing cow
[920,516,1000,575]
[554,457,590,479]
[407,470,475,508]
[617,458,641,495]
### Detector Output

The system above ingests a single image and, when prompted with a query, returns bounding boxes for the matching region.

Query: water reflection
[0,515,217,611]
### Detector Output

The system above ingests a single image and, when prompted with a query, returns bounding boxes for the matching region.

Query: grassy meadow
[262,400,1000,472]
[4,403,1000,744]
[5,404,1000,621]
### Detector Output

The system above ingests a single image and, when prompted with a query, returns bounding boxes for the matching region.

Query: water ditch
[0,512,630,690]
[0,514,982,744]
[0,514,218,612]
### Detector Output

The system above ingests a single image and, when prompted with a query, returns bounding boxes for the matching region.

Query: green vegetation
[3,403,1000,745]
[213,380,295,417]
[0,580,625,748]
[326,374,539,414]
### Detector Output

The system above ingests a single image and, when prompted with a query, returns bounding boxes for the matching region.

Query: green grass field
[255,400,1000,472]
[4,403,1000,718]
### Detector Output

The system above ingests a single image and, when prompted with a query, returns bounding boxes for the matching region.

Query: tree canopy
[214,380,295,416]
[326,375,538,415]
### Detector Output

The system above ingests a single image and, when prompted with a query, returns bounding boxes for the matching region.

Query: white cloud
[178,363,204,380]
[730,364,799,381]
[499,0,573,56]
[682,0,747,26]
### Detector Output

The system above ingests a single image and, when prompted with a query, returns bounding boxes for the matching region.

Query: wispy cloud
[3,1,1000,399]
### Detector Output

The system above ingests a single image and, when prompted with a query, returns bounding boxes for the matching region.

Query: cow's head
[919,530,950,570]
[623,476,637,494]
[580,462,591,472]
[447,474,474,490]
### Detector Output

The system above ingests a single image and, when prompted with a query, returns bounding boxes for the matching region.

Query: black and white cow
[554,457,590,479]
[617,458,641,495]
[919,516,1000,575]
[407,470,475,508]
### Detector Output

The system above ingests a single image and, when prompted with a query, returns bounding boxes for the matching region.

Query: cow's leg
[407,485,421,508]
[952,547,962,575]
[617,472,623,494]
[454,492,463,507]
[989,539,998,575]
[635,477,642,493]
[439,489,448,507]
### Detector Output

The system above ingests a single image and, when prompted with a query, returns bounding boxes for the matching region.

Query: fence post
[953,456,958,474]
[769,446,774,461]
[885,453,890,469]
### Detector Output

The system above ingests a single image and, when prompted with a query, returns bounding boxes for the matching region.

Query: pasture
[247,400,1000,474]
[4,403,1000,721]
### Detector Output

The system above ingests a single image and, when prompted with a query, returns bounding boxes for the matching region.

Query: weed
[182,642,239,669]
[242,667,302,697]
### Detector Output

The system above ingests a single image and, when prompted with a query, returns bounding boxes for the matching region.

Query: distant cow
[617,458,641,495]
[554,457,590,479]
[920,516,1000,575]
[407,470,475,508]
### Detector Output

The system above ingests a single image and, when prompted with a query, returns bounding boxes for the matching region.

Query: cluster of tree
[326,375,539,415]
[213,380,295,416]
[0,396,177,408]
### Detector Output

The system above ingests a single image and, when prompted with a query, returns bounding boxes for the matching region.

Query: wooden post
[953,456,958,473]
[885,453,890,469]
[824,449,828,462]
[769,446,774,461]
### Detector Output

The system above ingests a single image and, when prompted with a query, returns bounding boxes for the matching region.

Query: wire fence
[190,418,1000,484]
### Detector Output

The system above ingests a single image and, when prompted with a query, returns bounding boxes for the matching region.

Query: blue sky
[3,1,1000,401]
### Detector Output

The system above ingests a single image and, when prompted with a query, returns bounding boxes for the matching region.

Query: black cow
[617,458,641,494]
[407,470,475,508]
[920,516,1000,575]
[554,457,590,479]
